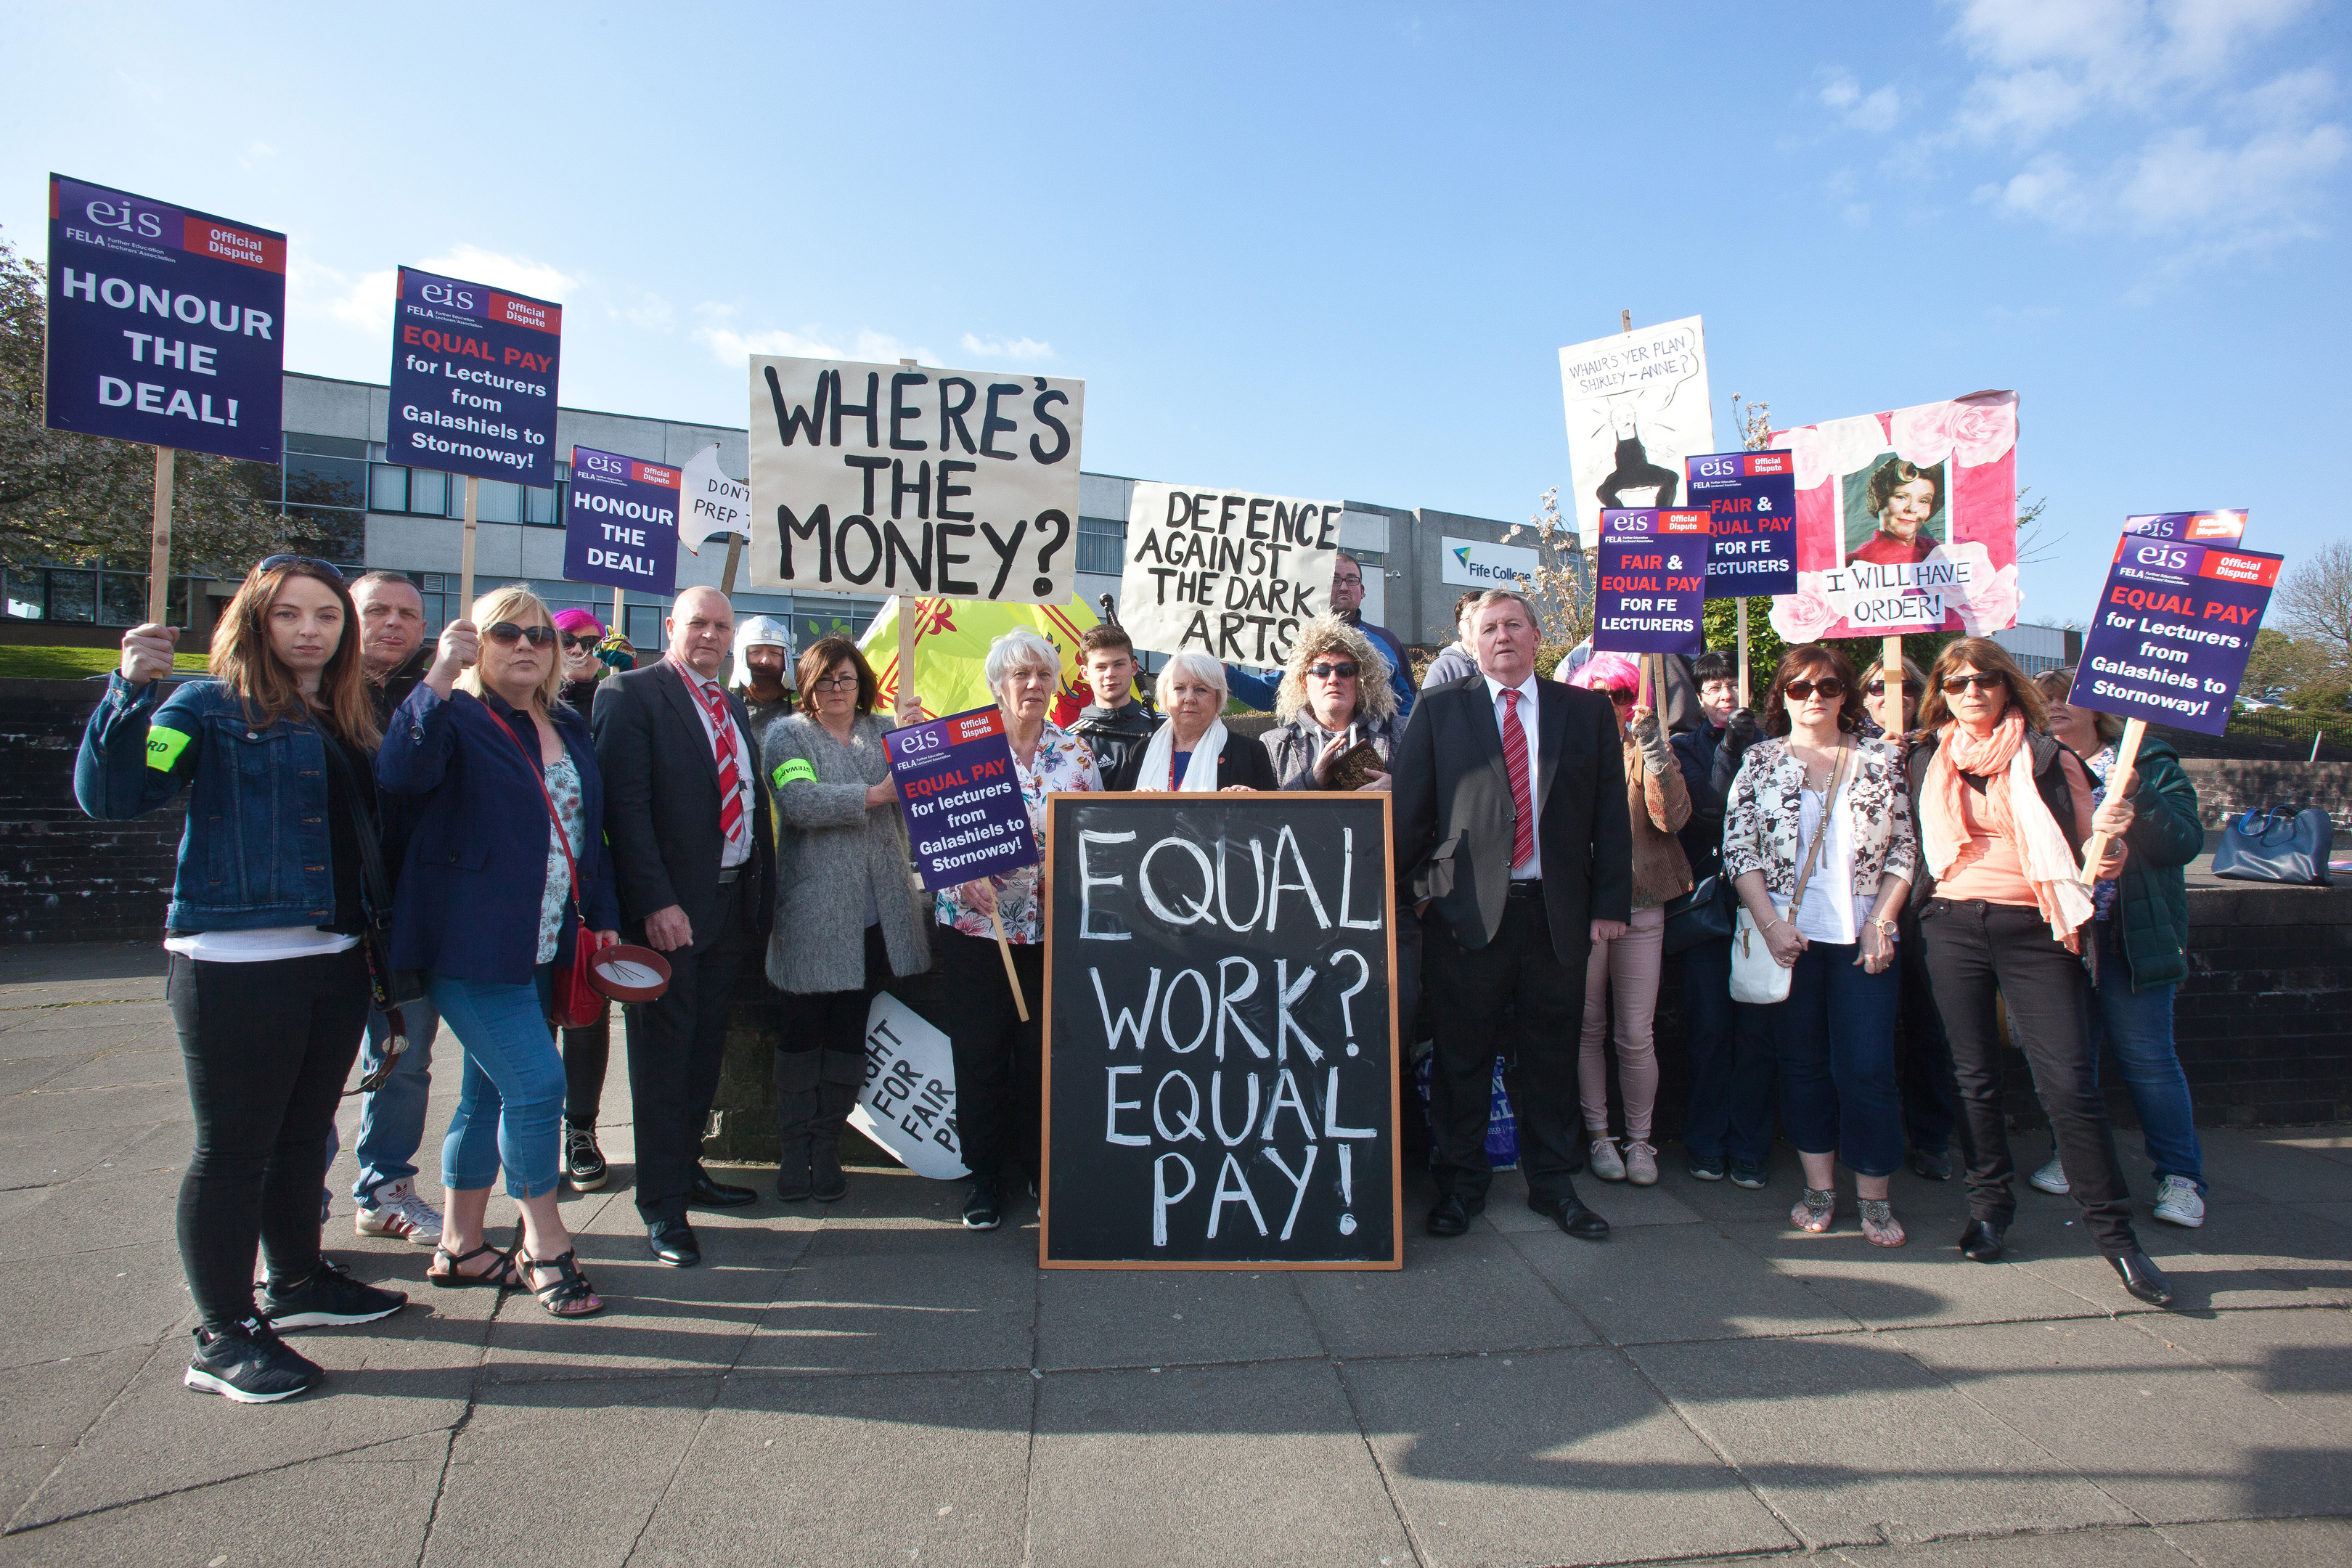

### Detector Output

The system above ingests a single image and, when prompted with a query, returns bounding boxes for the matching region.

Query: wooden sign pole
[719,533,743,597]
[1881,635,1903,735]
[2078,716,2147,882]
[1736,597,1752,708]
[147,446,175,627]
[896,597,920,724]
[611,584,624,637]
[989,904,1030,1022]
[459,474,479,611]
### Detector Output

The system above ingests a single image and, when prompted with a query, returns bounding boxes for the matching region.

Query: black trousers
[562,1001,611,1126]
[783,924,890,1058]
[1919,897,2139,1255]
[624,878,746,1223]
[941,927,1042,1183]
[1895,906,1967,1161]
[1421,889,1587,1206]
[166,947,370,1328]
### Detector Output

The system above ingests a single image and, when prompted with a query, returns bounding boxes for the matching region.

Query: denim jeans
[343,997,441,1201]
[1761,941,1904,1179]
[1681,936,1776,1164]
[2091,918,2204,1190]
[432,966,563,1200]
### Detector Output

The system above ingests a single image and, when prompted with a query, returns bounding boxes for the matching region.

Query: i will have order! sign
[1593,508,1710,656]
[2075,531,2282,735]
[386,266,563,482]
[562,446,679,597]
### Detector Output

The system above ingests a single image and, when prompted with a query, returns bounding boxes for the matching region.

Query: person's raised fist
[432,618,481,681]
[118,623,180,686]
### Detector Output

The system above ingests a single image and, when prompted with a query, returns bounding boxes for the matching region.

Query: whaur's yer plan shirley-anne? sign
[1116,483,1343,664]
[562,446,679,596]
[386,266,563,482]
[2074,532,2282,736]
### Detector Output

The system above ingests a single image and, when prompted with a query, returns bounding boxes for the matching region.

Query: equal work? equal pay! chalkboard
[1042,792,1400,1270]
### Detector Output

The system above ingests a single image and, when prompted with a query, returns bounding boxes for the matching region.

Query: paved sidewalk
[1,942,2347,1567]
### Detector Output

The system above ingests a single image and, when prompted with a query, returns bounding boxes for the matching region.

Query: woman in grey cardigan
[762,636,931,1202]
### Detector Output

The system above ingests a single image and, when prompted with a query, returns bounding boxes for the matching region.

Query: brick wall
[0,680,188,945]
[2179,759,2351,831]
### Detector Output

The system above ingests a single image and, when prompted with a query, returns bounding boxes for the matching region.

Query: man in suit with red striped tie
[593,586,775,1267]
[1391,588,1633,1241]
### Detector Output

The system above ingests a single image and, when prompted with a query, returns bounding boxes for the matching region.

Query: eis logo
[81,195,168,241]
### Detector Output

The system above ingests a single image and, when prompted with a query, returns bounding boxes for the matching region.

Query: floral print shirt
[934,721,1101,944]
[2084,743,2120,921]
[1723,736,1916,900]
[535,751,587,964]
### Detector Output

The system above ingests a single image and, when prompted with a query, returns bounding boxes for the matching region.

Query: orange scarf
[1919,711,2096,948]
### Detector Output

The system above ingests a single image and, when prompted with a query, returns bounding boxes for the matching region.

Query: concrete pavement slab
[1478,1165,1709,1230]
[0,1239,192,1364]
[1892,1315,2352,1523]
[0,1055,83,1098]
[1295,1228,1597,1359]
[0,1126,144,1191]
[740,1226,1034,1377]
[1508,1219,1866,1345]
[2194,1130,2352,1204]
[30,1044,179,1093]
[9,1079,189,1132]
[0,1167,181,1262]
[2165,1517,2352,1565]
[1029,1359,1413,1568]
[630,1371,1032,1567]
[0,1344,150,1519]
[1720,1219,2111,1331]
[1345,1344,1794,1568]
[1034,1265,1324,1371]
[1630,1331,2136,1548]
[2117,1304,2352,1430]
[480,1256,791,1383]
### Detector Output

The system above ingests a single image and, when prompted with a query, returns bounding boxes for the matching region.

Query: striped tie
[695,679,747,852]
[1500,687,1534,873]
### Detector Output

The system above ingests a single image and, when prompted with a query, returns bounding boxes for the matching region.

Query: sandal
[1858,1198,1906,1248]
[519,1249,604,1318]
[1790,1188,1837,1234]
[428,1238,520,1289]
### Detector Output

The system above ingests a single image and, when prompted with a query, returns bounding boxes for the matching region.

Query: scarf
[1135,717,1228,793]
[1919,710,2096,947]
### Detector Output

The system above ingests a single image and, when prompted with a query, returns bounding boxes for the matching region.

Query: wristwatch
[1869,917,1898,939]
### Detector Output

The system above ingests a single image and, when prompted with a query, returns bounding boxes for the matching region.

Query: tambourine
[589,944,672,1002]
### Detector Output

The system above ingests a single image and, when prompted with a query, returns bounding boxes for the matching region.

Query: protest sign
[44,174,285,465]
[1766,392,2019,640]
[1041,792,1401,1270]
[1440,536,1539,591]
[1593,509,1710,656]
[2075,534,2282,737]
[881,705,1036,891]
[1685,450,1797,597]
[849,993,967,1180]
[746,356,1085,605]
[562,446,679,597]
[386,266,563,483]
[1557,315,1714,546]
[859,595,1098,725]
[1115,483,1342,663]
[2123,510,2249,545]
[677,444,753,552]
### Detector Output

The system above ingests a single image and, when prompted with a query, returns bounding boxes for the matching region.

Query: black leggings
[166,947,371,1328]
[781,926,891,1058]
[563,1002,611,1125]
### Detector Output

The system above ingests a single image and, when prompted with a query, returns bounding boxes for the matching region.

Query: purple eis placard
[2074,534,2282,737]
[884,705,1037,891]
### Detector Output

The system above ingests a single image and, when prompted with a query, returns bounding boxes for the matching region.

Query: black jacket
[590,660,775,942]
[365,645,436,897]
[1107,722,1281,793]
[1903,727,2099,978]
[1068,700,1158,788]
[1391,673,1633,965]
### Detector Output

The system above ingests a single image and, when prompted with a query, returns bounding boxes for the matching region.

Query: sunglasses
[1941,672,2006,694]
[1866,680,1923,696]
[1784,678,1845,701]
[1307,662,1360,680]
[560,633,601,651]
[485,621,558,648]
[257,554,344,581]
[1604,687,1636,706]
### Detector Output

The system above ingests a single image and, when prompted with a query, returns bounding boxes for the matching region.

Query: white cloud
[959,332,1056,362]
[291,245,580,344]
[1818,70,1904,132]
[2117,121,2349,231]
[619,293,674,332]
[1974,151,2091,225]
[692,322,936,365]
[1956,65,2091,142]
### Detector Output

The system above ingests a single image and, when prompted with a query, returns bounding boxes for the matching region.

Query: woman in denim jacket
[75,558,409,1404]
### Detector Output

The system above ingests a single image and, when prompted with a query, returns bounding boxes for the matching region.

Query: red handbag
[481,703,608,1028]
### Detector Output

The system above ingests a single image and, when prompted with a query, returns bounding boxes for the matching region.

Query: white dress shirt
[1483,670,1543,881]
[672,658,754,868]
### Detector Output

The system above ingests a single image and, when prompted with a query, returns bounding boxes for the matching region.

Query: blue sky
[7,1,2345,629]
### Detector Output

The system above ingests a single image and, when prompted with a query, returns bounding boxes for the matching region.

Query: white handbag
[1729,742,1850,1006]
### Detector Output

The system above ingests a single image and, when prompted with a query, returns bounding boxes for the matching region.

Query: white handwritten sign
[848,992,967,1180]
[1116,482,1342,663]
[677,444,751,555]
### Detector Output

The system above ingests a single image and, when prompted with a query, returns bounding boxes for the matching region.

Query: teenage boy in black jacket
[1068,624,1156,784]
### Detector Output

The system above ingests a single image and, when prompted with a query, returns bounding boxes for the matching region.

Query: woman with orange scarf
[1904,638,2170,1307]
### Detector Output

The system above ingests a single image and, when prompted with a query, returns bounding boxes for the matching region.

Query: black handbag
[317,729,428,1013]
[2212,807,2334,887]
[1662,872,1736,955]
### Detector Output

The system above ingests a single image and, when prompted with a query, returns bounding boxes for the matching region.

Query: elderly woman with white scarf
[1106,650,1279,793]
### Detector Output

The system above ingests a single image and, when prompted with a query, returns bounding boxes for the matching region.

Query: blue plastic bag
[1413,1053,1518,1170]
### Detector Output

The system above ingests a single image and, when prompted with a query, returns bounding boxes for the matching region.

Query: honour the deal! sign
[563,446,680,596]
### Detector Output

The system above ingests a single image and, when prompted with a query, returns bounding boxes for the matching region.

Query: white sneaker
[1588,1138,1627,1182]
[2152,1175,2206,1228]
[356,1177,444,1245]
[2028,1156,2070,1196]
[1622,1141,1659,1187]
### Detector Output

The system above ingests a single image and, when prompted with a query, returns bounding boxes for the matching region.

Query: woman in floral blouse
[936,627,1103,1230]
[1723,645,1916,1246]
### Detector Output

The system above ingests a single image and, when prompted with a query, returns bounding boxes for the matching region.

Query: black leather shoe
[1911,1146,1953,1182]
[1531,1191,1609,1241]
[1425,1196,1474,1237]
[2110,1249,2173,1307]
[648,1217,701,1267]
[1958,1217,2006,1262]
[690,1169,759,1209]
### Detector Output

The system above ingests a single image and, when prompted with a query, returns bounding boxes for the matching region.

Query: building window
[526,486,558,526]
[409,467,449,515]
[1076,515,1125,576]
[5,567,46,620]
[369,465,409,512]
[45,570,96,623]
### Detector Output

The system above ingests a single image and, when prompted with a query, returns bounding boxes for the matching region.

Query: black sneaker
[260,1259,408,1330]
[1687,1153,1727,1182]
[962,1176,1003,1231]
[184,1318,322,1403]
[563,1120,609,1192]
[1728,1159,1768,1191]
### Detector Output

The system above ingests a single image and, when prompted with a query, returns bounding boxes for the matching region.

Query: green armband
[772,757,816,787]
[144,724,192,773]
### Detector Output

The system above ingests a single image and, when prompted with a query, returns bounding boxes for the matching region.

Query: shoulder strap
[480,702,587,921]
[314,726,393,926]
[1787,740,1854,920]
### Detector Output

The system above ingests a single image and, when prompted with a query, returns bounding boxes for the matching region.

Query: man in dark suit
[1392,588,1633,1241]
[592,585,775,1266]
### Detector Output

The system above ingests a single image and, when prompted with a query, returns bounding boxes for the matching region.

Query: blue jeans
[349,997,440,1201]
[2091,919,2203,1190]
[433,967,563,1200]
[1761,941,1903,1179]
[1680,936,1775,1163]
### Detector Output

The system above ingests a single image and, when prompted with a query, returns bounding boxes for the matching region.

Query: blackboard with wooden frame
[1040,791,1402,1270]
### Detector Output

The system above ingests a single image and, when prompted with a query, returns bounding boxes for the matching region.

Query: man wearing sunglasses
[591,586,776,1267]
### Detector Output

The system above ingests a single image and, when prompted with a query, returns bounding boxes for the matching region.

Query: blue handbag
[2211,807,2334,886]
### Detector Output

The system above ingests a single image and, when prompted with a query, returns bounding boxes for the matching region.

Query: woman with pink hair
[1564,652,1692,1185]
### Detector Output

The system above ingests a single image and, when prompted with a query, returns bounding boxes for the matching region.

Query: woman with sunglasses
[377,587,620,1318]
[1905,639,2170,1304]
[77,557,408,1403]
[1261,616,1401,791]
[761,637,930,1203]
[1723,646,1916,1244]
[1559,653,1691,1185]
[548,608,621,1191]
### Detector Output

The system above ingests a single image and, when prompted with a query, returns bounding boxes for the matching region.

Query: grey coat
[1262,711,1402,791]
[762,713,931,995]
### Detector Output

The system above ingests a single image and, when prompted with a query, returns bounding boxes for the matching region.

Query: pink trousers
[1578,905,1665,1140]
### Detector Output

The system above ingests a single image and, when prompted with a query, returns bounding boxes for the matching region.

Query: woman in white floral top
[936,628,1102,1230]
